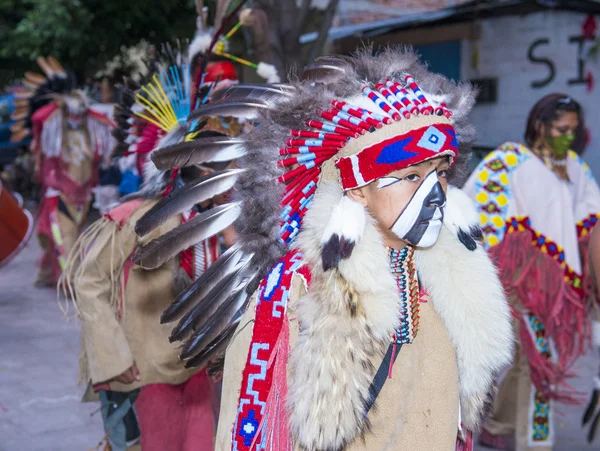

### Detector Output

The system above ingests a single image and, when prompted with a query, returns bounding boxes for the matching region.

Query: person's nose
[424,181,445,208]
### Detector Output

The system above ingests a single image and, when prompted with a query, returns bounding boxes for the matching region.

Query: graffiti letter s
[528,38,555,88]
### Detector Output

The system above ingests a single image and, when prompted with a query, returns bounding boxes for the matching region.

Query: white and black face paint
[382,169,446,248]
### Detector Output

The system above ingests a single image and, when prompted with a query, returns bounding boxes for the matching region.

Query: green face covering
[547,133,574,159]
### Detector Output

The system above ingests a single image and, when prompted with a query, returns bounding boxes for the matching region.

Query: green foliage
[0,0,198,87]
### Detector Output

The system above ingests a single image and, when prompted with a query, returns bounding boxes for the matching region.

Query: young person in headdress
[130,47,514,451]
[464,94,600,450]
[10,57,115,286]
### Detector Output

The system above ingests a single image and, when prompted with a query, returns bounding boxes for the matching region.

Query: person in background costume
[130,47,514,451]
[10,56,115,286]
[583,225,600,444]
[60,41,243,451]
[464,94,600,451]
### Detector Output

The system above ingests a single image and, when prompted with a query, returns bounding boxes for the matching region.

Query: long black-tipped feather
[135,169,244,237]
[210,84,290,103]
[184,316,242,369]
[169,259,251,342]
[188,99,270,121]
[160,243,246,324]
[132,202,242,270]
[180,284,250,359]
[151,137,246,170]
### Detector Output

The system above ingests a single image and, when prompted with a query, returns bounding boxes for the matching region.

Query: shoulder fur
[415,186,514,430]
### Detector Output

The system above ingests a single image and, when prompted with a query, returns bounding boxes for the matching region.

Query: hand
[111,362,140,385]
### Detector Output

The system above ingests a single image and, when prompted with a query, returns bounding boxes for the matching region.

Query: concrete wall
[460,11,600,176]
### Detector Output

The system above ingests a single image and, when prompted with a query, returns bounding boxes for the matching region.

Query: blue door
[413,41,461,81]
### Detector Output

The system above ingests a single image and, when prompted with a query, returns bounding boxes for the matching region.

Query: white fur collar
[416,186,514,430]
[287,183,514,449]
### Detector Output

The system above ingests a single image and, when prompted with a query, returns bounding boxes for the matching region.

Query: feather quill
[161,243,246,323]
[135,169,244,237]
[184,316,242,369]
[132,202,242,270]
[188,99,270,121]
[170,259,251,343]
[151,137,246,170]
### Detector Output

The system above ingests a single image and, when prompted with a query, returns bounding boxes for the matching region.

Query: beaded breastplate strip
[389,246,420,344]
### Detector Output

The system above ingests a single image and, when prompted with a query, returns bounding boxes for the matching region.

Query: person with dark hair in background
[464,94,600,450]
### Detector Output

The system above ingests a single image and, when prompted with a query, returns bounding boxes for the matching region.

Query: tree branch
[306,0,339,65]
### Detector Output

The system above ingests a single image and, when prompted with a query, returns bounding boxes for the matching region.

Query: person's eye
[404,173,420,182]
[437,169,449,178]
[377,176,402,189]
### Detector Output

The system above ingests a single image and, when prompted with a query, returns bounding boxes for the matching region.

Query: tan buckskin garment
[75,199,199,393]
[215,273,459,450]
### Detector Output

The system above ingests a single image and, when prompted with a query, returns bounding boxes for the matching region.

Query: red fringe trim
[490,230,590,401]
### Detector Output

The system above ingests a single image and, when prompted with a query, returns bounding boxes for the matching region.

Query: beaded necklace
[389,246,420,344]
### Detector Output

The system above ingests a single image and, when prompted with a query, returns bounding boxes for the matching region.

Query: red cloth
[136,371,216,451]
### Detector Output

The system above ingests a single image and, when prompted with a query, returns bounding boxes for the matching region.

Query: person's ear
[346,186,368,207]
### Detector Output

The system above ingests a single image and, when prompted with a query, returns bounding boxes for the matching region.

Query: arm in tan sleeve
[75,219,137,384]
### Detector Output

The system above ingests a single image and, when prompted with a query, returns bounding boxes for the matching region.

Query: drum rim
[0,207,35,270]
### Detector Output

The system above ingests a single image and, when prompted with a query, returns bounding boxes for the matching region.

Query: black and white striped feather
[188,99,270,121]
[134,169,244,237]
[160,243,246,324]
[180,282,251,362]
[170,258,252,343]
[184,316,243,369]
[210,84,292,103]
[132,202,242,270]
[151,137,246,170]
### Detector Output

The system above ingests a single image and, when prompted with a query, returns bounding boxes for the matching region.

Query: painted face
[385,169,445,247]
[352,157,449,249]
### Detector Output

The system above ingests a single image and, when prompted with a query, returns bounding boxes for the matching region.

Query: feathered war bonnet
[237,46,477,277]
[127,46,477,370]
[10,56,85,143]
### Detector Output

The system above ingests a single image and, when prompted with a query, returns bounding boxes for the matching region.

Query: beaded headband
[278,74,457,192]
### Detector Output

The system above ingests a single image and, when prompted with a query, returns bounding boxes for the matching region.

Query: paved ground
[0,236,598,450]
[0,239,103,451]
